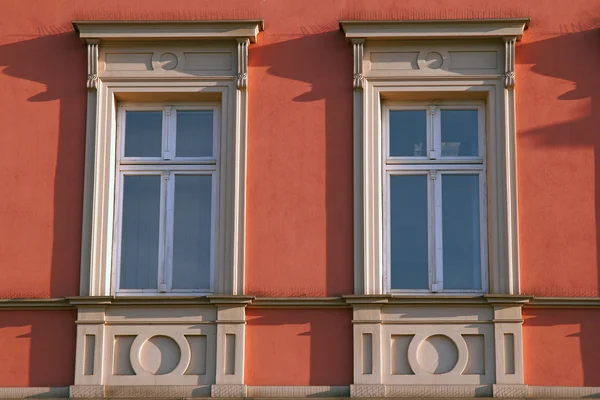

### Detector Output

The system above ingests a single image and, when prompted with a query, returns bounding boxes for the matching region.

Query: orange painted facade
[1,0,600,393]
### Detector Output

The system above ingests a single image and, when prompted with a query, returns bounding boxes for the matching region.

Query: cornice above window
[73,20,263,43]
[339,18,529,41]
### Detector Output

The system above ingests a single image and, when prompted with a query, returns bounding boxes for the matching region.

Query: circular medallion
[159,53,178,70]
[425,52,443,69]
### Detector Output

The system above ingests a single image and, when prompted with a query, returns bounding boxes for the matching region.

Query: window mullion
[163,171,175,292]
[157,171,169,292]
[427,170,436,292]
[428,105,439,159]
[433,171,444,292]
[163,106,174,160]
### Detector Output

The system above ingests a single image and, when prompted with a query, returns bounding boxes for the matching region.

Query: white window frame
[342,19,527,296]
[382,101,487,293]
[113,103,220,295]
[75,21,262,297]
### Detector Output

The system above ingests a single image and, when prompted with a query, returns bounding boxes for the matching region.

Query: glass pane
[120,175,161,289]
[172,175,213,290]
[442,174,482,290]
[124,111,162,157]
[390,175,429,289]
[176,110,214,157]
[389,110,427,157]
[441,109,479,157]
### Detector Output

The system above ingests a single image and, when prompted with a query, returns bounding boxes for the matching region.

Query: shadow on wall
[0,31,85,299]
[245,308,353,386]
[517,24,600,386]
[0,31,84,386]
[518,25,600,297]
[245,30,354,297]
[0,310,76,387]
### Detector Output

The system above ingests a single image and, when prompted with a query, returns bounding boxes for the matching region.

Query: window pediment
[74,20,262,90]
[73,20,263,43]
[339,18,528,41]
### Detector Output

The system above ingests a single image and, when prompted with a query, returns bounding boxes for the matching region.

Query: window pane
[124,111,162,157]
[441,109,478,157]
[442,174,481,290]
[120,175,161,289]
[390,175,429,289]
[172,175,213,290]
[389,110,427,157]
[176,110,213,157]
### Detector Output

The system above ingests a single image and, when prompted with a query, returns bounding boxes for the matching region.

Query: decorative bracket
[236,38,249,90]
[504,37,516,89]
[352,39,364,90]
[86,40,99,90]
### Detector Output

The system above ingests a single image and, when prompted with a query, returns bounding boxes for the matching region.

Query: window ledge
[343,294,531,306]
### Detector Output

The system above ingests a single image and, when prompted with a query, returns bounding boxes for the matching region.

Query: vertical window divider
[163,106,173,160]
[428,105,437,159]
[170,106,177,159]
[433,171,444,292]
[427,169,437,292]
[164,170,175,292]
[158,171,170,293]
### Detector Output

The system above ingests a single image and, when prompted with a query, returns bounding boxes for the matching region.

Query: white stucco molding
[346,295,529,391]
[74,20,262,297]
[73,20,263,43]
[341,18,528,296]
[340,19,528,41]
[22,294,600,309]
[8,384,600,399]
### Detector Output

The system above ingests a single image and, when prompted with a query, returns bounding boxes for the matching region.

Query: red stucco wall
[523,308,600,387]
[245,308,353,385]
[0,311,76,387]
[1,0,600,387]
[1,0,599,298]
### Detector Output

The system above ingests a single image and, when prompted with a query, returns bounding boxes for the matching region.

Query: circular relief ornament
[139,335,181,375]
[416,334,459,374]
[159,53,178,70]
[425,52,443,69]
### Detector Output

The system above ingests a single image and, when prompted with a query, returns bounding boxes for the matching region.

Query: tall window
[383,102,487,293]
[114,103,219,294]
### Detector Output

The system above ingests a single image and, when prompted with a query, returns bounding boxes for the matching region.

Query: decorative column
[347,297,385,398]
[229,38,250,296]
[504,37,515,89]
[488,296,528,398]
[353,39,364,90]
[86,41,99,90]
[79,39,99,296]
[71,299,109,398]
[352,39,365,294]
[503,36,520,295]
[210,297,253,397]
[236,38,249,90]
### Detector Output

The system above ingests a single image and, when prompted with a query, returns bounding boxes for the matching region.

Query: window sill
[343,294,531,306]
[67,295,255,307]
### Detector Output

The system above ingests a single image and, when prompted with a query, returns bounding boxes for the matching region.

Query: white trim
[340,18,529,41]
[382,102,487,294]
[73,20,263,43]
[112,104,219,295]
[88,82,245,296]
[356,79,518,296]
[77,24,254,297]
